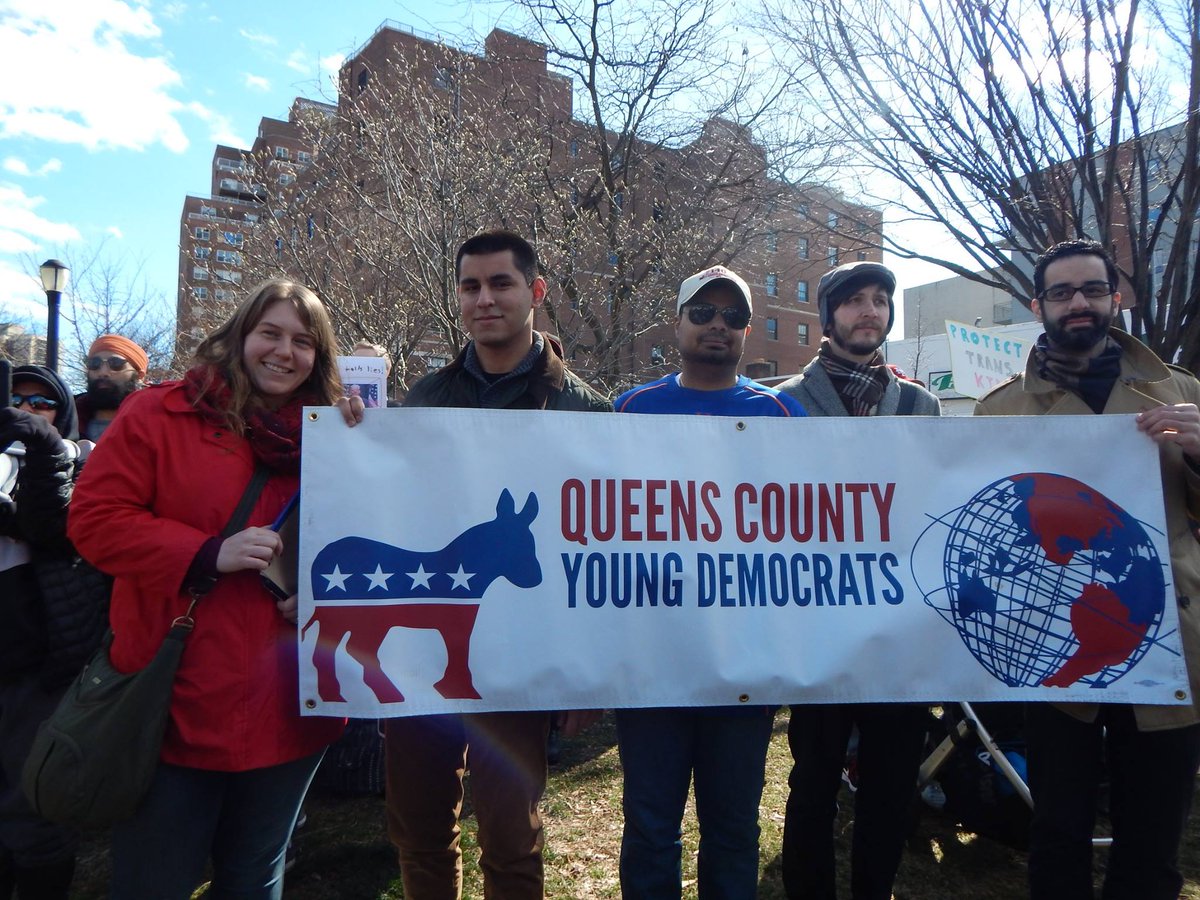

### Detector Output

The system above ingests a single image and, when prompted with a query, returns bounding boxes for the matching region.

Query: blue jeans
[110,751,324,900]
[616,707,773,900]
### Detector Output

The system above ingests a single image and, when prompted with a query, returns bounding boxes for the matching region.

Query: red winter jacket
[68,382,343,770]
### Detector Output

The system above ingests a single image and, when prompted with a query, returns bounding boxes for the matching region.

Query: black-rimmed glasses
[1037,281,1114,303]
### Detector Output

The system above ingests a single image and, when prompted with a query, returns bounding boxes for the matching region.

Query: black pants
[1026,703,1200,900]
[781,703,927,900]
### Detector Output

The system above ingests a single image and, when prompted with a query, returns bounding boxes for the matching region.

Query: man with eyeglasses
[74,334,148,442]
[775,260,939,900]
[613,265,804,899]
[976,239,1200,900]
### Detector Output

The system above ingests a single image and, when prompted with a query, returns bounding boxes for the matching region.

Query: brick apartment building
[176,21,882,390]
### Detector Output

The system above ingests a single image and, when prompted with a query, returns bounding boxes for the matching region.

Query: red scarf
[183,366,316,474]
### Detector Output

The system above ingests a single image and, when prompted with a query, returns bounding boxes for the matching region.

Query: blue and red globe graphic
[919,472,1169,688]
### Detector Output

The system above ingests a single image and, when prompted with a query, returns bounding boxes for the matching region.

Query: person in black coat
[0,366,109,899]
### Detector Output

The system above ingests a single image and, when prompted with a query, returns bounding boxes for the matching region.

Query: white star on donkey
[321,565,350,591]
[407,564,433,590]
[448,565,475,590]
[365,564,394,591]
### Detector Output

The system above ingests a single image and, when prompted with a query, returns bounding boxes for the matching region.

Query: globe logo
[917,472,1168,688]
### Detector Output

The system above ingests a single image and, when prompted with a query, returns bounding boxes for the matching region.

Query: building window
[216,158,242,172]
[215,249,241,265]
[296,150,312,164]
[244,212,259,223]
[613,191,624,211]
[193,286,207,300]
[798,237,809,260]
[857,250,867,261]
[215,288,234,301]
[192,266,209,280]
[199,205,216,218]
[193,227,210,241]
[357,68,370,94]
[221,231,244,247]
[766,229,778,252]
[428,356,448,369]
[827,246,839,266]
[766,273,778,297]
[766,317,778,340]
[827,212,839,230]
[433,66,453,91]
[278,173,295,186]
[797,280,808,302]
[798,323,809,345]
[275,146,289,161]
[569,138,580,158]
[214,269,242,284]
[194,246,211,260]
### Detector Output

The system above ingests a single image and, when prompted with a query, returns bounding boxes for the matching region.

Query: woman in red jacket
[69,280,345,899]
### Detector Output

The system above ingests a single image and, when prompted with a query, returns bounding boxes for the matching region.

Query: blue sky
[0,0,509,327]
[0,0,958,344]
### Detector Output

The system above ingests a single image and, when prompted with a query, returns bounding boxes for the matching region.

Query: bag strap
[178,464,273,628]
[221,464,272,538]
[896,381,918,416]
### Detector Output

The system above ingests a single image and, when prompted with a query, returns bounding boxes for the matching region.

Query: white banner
[297,409,1188,717]
[946,319,1032,398]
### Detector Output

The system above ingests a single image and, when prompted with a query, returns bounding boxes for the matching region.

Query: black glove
[0,406,66,457]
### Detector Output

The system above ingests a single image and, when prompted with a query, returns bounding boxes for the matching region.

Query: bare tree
[513,0,823,389]
[763,0,1200,370]
[23,245,177,383]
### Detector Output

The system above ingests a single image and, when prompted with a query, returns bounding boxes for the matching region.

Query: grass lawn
[71,710,1200,898]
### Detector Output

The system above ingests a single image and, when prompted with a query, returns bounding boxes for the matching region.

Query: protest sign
[945,320,1032,398]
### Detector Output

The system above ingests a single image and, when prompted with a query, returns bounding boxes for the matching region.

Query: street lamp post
[39,259,69,373]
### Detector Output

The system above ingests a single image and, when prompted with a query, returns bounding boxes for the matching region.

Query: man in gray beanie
[775,260,939,900]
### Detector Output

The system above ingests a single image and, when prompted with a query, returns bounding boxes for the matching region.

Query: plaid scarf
[1032,334,1123,414]
[183,366,314,474]
[817,340,891,416]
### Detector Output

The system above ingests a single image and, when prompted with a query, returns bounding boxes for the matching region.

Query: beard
[1043,309,1113,353]
[86,376,140,410]
[830,323,884,359]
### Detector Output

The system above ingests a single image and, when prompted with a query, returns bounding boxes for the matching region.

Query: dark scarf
[183,367,314,474]
[1032,334,1123,414]
[817,340,891,416]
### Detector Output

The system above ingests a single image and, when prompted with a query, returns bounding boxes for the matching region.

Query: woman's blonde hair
[192,279,341,431]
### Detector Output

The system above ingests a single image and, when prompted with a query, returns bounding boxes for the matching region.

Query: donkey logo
[302,489,540,703]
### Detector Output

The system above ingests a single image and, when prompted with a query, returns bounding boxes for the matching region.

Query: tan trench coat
[975,329,1200,731]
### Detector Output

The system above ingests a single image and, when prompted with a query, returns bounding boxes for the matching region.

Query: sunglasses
[12,393,59,411]
[87,355,131,372]
[684,303,751,330]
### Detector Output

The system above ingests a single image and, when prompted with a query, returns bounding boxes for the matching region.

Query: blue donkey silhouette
[303,490,540,703]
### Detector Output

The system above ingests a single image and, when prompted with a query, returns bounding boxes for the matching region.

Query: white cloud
[159,2,187,22]
[0,257,45,322]
[2,157,63,177]
[184,102,249,149]
[286,47,309,74]
[0,183,81,246]
[319,52,346,84]
[244,73,271,92]
[239,28,278,47]
[0,0,190,152]
[106,225,124,239]
[0,181,82,320]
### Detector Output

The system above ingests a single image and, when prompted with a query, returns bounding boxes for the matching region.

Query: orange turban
[88,334,149,376]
